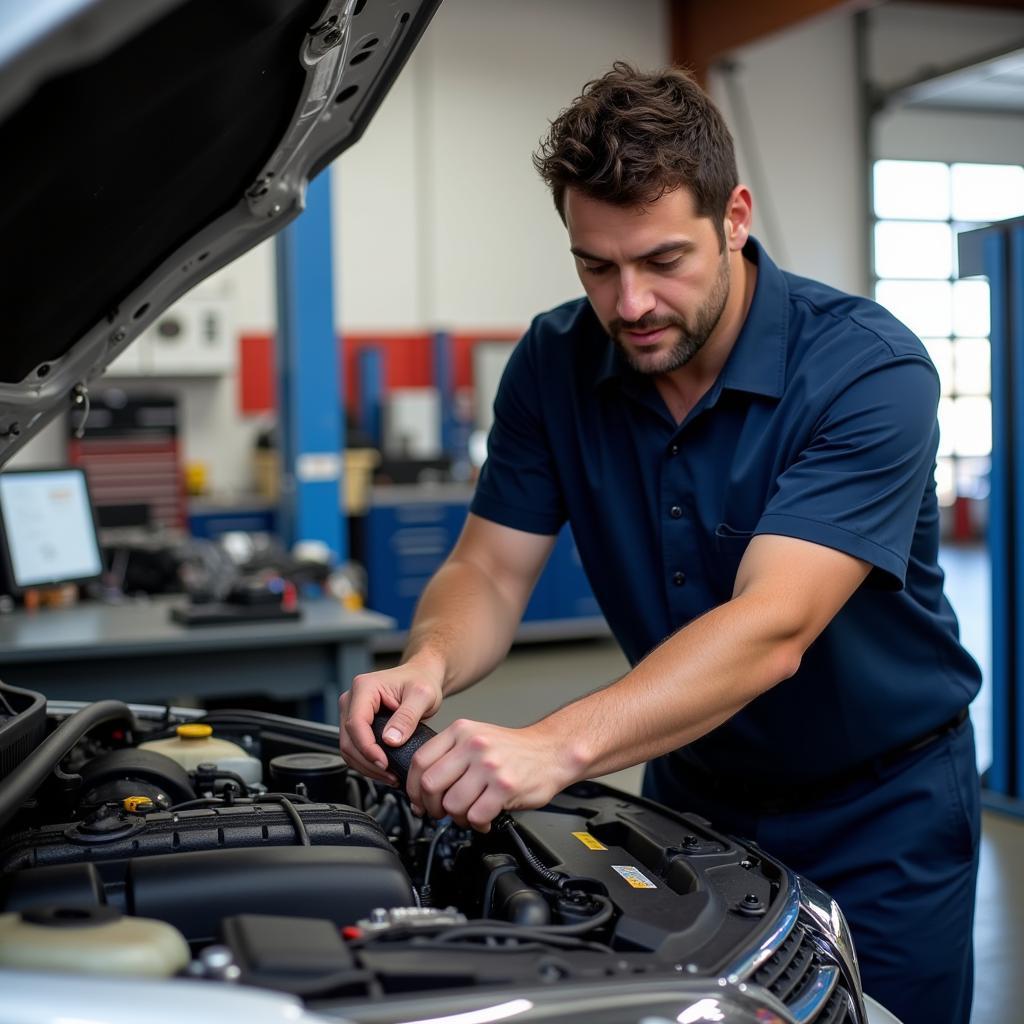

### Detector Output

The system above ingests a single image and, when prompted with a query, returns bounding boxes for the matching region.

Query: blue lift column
[959,216,1024,812]
[357,347,384,447]
[274,172,346,564]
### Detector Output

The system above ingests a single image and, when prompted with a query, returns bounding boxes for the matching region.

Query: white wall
[707,11,866,296]
[333,0,671,331]
[876,107,1024,165]
[332,42,424,330]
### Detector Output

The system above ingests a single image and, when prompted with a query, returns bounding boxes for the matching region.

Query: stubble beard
[610,252,731,376]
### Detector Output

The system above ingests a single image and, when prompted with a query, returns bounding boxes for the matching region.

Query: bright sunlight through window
[873,160,1024,506]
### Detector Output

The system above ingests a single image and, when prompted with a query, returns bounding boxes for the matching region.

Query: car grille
[753,921,853,1023]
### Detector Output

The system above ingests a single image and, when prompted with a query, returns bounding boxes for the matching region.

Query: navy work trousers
[644,718,981,1024]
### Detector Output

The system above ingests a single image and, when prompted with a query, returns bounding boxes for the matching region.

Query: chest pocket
[710,522,755,600]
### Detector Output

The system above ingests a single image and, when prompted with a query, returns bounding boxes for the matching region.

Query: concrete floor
[383,543,1020,1023]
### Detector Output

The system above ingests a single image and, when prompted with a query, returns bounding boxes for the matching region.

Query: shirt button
[672,571,686,586]
[670,505,682,519]
[669,444,680,456]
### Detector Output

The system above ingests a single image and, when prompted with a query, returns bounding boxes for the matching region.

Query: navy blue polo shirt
[471,238,980,787]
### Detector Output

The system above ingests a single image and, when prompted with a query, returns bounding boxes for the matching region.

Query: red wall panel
[237,330,522,417]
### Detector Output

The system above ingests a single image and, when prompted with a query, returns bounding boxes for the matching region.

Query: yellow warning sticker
[571,831,607,851]
[612,864,657,889]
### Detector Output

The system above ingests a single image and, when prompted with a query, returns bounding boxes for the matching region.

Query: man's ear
[724,184,753,252]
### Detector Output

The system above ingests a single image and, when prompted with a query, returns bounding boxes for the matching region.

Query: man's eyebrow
[569,246,608,262]
[638,240,695,260]
[570,240,695,263]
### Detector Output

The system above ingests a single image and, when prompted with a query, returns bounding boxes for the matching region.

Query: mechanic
[340,63,981,1024]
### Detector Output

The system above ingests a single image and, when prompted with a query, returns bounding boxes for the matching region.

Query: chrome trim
[722,875,802,982]
[787,963,839,1023]
[722,864,870,1024]
[795,872,866,1022]
[797,874,861,984]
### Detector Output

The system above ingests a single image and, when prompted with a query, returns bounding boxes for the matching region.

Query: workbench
[0,596,394,724]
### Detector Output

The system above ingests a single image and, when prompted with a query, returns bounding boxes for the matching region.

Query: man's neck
[655,250,758,424]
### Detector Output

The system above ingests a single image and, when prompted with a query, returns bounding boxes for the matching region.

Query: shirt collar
[593,236,788,400]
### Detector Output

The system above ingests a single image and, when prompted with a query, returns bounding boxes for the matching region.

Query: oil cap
[122,796,157,814]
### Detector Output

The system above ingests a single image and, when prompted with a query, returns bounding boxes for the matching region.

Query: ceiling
[892,42,1024,111]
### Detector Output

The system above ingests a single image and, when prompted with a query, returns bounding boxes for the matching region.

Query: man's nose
[616,272,655,323]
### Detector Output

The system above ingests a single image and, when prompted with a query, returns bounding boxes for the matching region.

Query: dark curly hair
[533,63,738,248]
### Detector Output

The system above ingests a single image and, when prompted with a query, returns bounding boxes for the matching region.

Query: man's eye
[650,257,682,271]
[581,263,610,275]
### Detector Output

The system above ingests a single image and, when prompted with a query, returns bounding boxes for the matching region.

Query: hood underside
[0,0,440,462]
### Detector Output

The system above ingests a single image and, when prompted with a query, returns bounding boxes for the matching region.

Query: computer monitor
[0,468,104,592]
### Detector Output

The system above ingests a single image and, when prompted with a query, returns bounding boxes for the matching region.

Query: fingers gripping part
[371,713,436,787]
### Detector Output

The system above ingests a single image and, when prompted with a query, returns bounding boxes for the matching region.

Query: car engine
[0,683,868,1023]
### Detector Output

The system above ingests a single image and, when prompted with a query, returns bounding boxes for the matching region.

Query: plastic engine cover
[0,802,414,943]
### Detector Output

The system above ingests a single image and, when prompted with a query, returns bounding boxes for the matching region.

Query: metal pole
[274,172,346,564]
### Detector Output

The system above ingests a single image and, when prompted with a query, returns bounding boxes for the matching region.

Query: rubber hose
[0,700,136,832]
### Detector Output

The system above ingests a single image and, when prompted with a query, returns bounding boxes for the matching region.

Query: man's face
[565,187,731,375]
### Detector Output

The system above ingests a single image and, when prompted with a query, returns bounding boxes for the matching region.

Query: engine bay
[0,684,863,1022]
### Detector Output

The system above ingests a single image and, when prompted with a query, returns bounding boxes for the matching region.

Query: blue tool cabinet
[364,485,604,638]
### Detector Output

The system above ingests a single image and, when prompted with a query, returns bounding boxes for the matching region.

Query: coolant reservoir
[138,723,262,785]
[0,906,190,977]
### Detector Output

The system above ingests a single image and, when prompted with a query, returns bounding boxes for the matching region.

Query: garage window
[873,159,1024,506]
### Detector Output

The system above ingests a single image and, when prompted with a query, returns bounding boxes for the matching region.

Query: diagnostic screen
[0,469,104,588]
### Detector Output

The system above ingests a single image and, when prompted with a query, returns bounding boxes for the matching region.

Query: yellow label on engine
[612,864,657,889]
[571,831,607,851]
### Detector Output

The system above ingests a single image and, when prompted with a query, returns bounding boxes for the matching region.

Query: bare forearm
[403,556,528,696]
[535,592,803,781]
[402,536,869,829]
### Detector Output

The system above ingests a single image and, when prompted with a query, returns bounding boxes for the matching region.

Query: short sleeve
[754,355,940,589]
[470,330,566,536]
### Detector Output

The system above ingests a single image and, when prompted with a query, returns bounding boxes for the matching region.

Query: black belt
[676,707,969,815]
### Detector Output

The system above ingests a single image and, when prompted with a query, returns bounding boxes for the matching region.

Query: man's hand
[405,718,580,831]
[338,652,446,783]
[339,515,556,785]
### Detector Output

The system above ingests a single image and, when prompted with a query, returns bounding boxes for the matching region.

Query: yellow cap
[176,723,213,740]
[123,796,155,813]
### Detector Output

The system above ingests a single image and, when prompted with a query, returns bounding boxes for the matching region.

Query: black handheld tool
[371,711,436,786]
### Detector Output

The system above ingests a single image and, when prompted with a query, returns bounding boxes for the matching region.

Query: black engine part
[0,800,394,871]
[0,683,46,784]
[131,846,413,942]
[75,747,196,812]
[3,844,414,944]
[20,903,122,928]
[222,913,360,994]
[269,752,347,802]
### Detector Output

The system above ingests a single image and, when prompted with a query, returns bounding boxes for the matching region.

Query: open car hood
[0,0,441,463]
